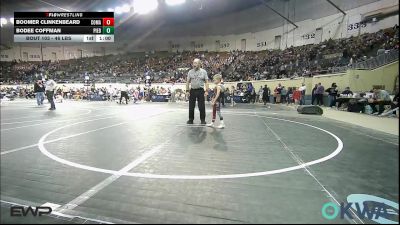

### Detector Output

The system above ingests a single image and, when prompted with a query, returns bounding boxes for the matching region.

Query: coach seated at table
[367,88,392,115]
[341,87,354,96]
[337,87,354,109]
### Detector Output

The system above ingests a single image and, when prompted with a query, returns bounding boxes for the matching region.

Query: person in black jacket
[262,85,270,106]
[34,80,45,106]
[286,87,293,105]
[311,84,318,105]
[250,88,257,104]
[326,83,339,108]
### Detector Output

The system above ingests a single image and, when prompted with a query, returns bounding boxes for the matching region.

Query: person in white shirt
[62,85,67,99]
[112,88,118,101]
[140,86,145,101]
[170,83,176,102]
[257,86,263,103]
[299,83,307,105]
[45,77,57,110]
[107,85,113,101]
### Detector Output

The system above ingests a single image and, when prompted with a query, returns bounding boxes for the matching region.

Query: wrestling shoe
[207,122,215,127]
[217,121,225,129]
[187,120,194,124]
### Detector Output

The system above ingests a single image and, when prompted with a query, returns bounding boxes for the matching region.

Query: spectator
[250,87,256,104]
[257,86,263,103]
[0,26,398,85]
[262,85,270,106]
[367,87,392,115]
[391,91,399,117]
[326,83,339,108]
[293,87,301,105]
[274,83,282,104]
[62,85,69,99]
[45,77,57,110]
[230,85,236,107]
[34,80,45,106]
[311,84,318,105]
[315,83,325,106]
[281,86,287,104]
[299,83,307,105]
[286,87,293,105]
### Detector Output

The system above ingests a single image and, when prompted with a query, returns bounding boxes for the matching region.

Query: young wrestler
[207,74,225,129]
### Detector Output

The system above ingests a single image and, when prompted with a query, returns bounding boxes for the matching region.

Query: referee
[119,84,129,104]
[186,58,209,125]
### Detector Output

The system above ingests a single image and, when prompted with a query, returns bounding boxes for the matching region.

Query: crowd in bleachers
[0,26,398,85]
[0,84,185,103]
[1,77,398,117]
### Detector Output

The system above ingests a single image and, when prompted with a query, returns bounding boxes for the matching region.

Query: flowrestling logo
[321,194,398,224]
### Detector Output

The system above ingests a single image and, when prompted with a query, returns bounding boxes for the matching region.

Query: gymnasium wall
[347,61,399,93]
[241,61,399,94]
[196,61,399,95]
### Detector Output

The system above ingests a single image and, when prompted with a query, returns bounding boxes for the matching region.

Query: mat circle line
[37,113,344,180]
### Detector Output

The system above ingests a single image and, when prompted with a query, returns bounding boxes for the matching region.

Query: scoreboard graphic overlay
[14,12,114,43]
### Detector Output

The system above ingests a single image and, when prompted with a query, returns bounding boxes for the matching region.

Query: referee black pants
[189,89,206,122]
[120,91,129,104]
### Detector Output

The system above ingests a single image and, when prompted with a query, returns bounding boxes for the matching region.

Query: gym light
[115,6,123,14]
[107,8,114,12]
[165,0,186,6]
[133,0,158,15]
[121,4,131,13]
[0,18,7,27]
